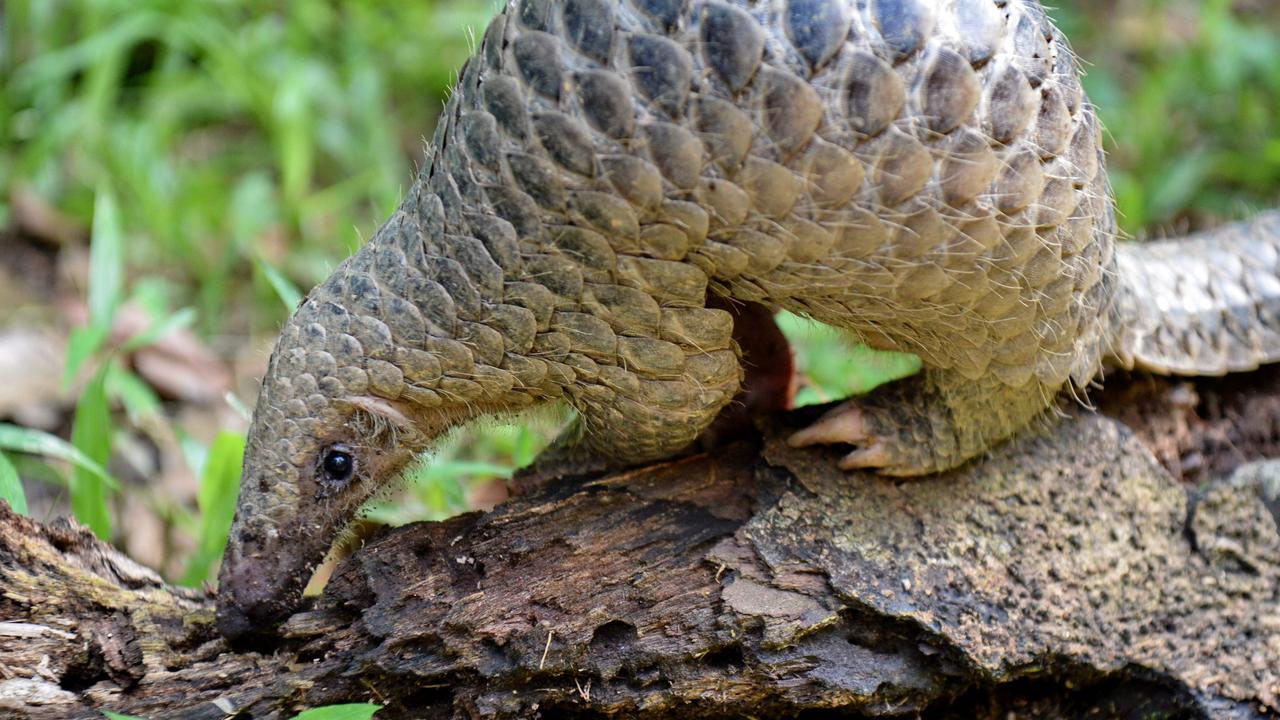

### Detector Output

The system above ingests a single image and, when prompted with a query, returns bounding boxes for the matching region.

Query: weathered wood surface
[1,393,1279,719]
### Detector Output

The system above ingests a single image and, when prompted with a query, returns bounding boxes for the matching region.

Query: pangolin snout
[218,532,303,638]
[216,468,322,642]
[216,537,309,641]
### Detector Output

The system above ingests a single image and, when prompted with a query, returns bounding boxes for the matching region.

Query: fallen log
[1,381,1278,719]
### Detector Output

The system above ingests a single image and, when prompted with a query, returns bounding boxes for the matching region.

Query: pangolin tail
[1111,210,1280,376]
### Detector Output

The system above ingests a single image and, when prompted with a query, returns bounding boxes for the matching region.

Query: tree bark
[2,374,1279,719]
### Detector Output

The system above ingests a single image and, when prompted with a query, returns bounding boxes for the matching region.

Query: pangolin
[215,0,1280,639]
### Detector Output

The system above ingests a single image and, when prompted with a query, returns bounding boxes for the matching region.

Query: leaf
[64,188,128,388]
[88,188,126,331]
[64,323,110,388]
[510,425,543,468]
[288,704,382,720]
[775,311,920,404]
[102,712,149,720]
[70,368,113,539]
[180,430,245,585]
[106,362,162,423]
[121,307,197,352]
[428,460,514,480]
[273,62,318,215]
[0,424,117,489]
[0,451,28,516]
[255,255,303,311]
[1148,151,1212,223]
[10,12,164,93]
[229,171,278,252]
[224,391,253,424]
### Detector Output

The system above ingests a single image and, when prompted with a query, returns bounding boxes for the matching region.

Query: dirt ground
[1102,366,1280,491]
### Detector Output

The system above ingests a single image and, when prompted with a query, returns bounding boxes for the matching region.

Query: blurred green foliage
[3,0,494,331]
[288,705,382,720]
[2,0,1279,580]
[2,0,502,577]
[0,452,25,515]
[104,704,382,720]
[1054,0,1280,233]
[777,312,920,408]
[179,429,245,585]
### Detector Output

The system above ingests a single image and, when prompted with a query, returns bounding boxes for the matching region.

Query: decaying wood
[2,376,1279,719]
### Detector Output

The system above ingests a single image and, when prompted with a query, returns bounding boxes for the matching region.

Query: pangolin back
[288,0,1120,456]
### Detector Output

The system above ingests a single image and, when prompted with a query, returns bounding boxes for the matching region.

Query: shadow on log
[2,373,1279,719]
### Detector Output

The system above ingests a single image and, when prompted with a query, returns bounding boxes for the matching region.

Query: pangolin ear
[346,396,413,427]
[344,395,419,440]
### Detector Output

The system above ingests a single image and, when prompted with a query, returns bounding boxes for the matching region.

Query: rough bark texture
[2,378,1280,719]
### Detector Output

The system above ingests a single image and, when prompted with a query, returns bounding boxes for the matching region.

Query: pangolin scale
[216,0,1280,639]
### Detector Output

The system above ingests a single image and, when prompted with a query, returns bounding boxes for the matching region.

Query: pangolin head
[215,260,433,641]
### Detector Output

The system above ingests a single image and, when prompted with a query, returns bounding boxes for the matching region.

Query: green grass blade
[70,369,113,539]
[255,256,303,311]
[102,712,148,720]
[225,392,253,424]
[64,323,110,388]
[10,11,162,94]
[273,63,318,222]
[0,451,28,516]
[180,430,245,586]
[120,307,197,352]
[88,188,126,330]
[289,704,382,720]
[510,425,545,468]
[106,362,162,424]
[64,188,128,387]
[0,424,117,490]
[775,311,921,406]
[427,460,514,479]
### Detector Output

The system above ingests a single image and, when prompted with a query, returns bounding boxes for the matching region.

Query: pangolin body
[216,0,1280,639]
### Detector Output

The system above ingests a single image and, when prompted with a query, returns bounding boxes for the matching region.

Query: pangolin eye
[321,447,355,482]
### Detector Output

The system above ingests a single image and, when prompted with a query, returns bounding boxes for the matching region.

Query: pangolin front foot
[788,370,1061,476]
[788,388,941,477]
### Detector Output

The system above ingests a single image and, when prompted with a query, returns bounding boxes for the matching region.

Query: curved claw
[789,404,905,473]
[837,443,891,470]
[787,403,870,448]
[788,402,935,476]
